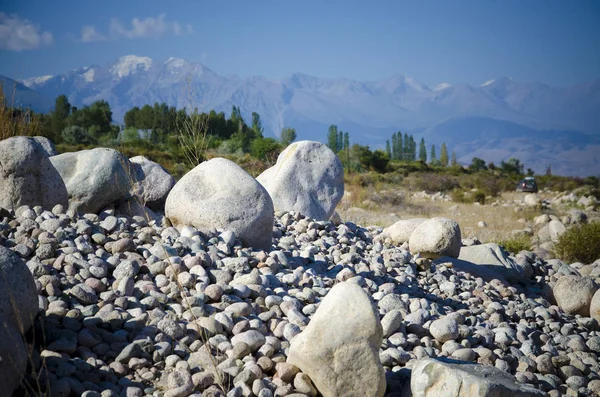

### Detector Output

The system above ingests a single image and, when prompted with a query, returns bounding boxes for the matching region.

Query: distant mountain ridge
[5,54,600,176]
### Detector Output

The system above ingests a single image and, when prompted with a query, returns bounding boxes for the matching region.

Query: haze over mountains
[6,55,600,176]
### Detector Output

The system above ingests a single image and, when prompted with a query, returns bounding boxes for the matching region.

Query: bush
[497,235,531,255]
[451,189,472,203]
[473,190,486,205]
[554,222,600,264]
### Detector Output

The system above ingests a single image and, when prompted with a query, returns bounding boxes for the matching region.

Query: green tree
[280,127,297,147]
[386,140,392,160]
[61,125,93,145]
[51,95,71,142]
[251,112,263,138]
[470,157,488,172]
[250,137,281,161]
[343,131,350,167]
[418,137,427,162]
[500,158,524,175]
[327,124,338,152]
[338,130,344,152]
[451,150,457,167]
[430,144,437,165]
[440,143,449,167]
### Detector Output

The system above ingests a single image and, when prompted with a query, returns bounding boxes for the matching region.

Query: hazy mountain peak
[433,82,452,91]
[165,57,186,68]
[110,55,153,78]
[22,75,54,87]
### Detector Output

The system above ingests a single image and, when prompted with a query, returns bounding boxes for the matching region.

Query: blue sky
[1,0,599,87]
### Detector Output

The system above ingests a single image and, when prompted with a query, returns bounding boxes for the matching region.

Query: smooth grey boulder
[411,358,545,397]
[0,318,28,397]
[523,194,540,208]
[165,157,274,250]
[378,218,426,245]
[32,136,58,156]
[50,148,133,214]
[457,243,526,284]
[287,282,386,397]
[0,245,38,333]
[433,257,509,285]
[553,275,597,316]
[409,217,462,259]
[0,136,68,211]
[257,140,344,221]
[130,155,175,211]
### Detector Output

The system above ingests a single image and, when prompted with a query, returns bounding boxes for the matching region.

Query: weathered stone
[457,243,526,283]
[378,218,426,245]
[409,217,462,259]
[0,136,68,211]
[287,282,385,397]
[553,275,597,317]
[165,158,274,250]
[257,141,344,221]
[129,155,175,211]
[411,358,545,397]
[0,246,38,333]
[50,148,133,214]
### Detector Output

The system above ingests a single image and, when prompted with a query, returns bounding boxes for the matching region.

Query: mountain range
[4,54,600,176]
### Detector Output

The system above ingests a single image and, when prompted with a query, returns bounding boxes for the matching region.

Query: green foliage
[61,125,94,145]
[51,94,71,142]
[451,150,457,167]
[327,124,338,151]
[354,145,389,173]
[430,144,437,165]
[440,143,449,167]
[280,127,297,147]
[497,235,531,255]
[469,157,487,172]
[250,137,281,162]
[554,222,600,264]
[419,138,427,163]
[451,189,472,203]
[473,190,486,205]
[500,157,524,175]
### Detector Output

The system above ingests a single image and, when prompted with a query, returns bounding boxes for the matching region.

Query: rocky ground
[2,137,600,397]
[2,201,600,397]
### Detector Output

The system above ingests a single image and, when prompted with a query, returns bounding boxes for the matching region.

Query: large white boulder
[287,282,386,397]
[50,148,134,214]
[165,158,274,250]
[457,243,527,284]
[0,136,68,211]
[257,141,344,221]
[409,217,462,259]
[411,358,545,397]
[129,155,175,211]
[553,275,598,316]
[378,218,426,245]
[0,245,38,333]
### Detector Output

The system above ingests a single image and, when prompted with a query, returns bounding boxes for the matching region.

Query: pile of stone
[1,137,600,397]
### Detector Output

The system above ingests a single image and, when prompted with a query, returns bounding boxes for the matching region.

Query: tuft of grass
[554,222,600,264]
[0,82,41,140]
[496,234,531,255]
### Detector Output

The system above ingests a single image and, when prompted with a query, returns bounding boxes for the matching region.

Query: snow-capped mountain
[11,54,600,175]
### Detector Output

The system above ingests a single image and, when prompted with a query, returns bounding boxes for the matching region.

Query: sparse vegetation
[554,222,600,264]
[497,234,532,255]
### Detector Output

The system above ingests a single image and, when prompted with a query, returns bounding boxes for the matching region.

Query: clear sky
[1,0,599,87]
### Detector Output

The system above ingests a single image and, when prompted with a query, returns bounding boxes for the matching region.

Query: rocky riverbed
[1,137,600,397]
[1,203,600,397]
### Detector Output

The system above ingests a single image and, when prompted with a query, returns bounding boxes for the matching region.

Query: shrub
[451,189,472,203]
[554,222,600,264]
[473,190,486,205]
[497,235,531,255]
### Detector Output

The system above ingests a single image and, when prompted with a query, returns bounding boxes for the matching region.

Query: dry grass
[0,82,41,140]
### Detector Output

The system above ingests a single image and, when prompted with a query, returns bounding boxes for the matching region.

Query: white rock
[411,358,545,396]
[50,148,134,214]
[429,316,459,343]
[130,155,175,211]
[523,194,540,207]
[0,136,68,211]
[548,220,566,242]
[457,243,526,283]
[0,246,38,333]
[553,275,598,316]
[409,217,462,259]
[165,158,274,250]
[287,282,386,397]
[378,218,426,245]
[257,141,344,221]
